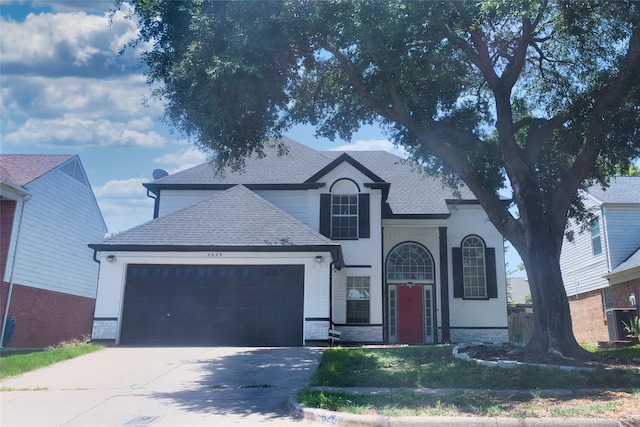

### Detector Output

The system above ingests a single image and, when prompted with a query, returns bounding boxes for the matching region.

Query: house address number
[207,252,223,258]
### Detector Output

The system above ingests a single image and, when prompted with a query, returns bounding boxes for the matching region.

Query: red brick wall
[568,280,640,345]
[2,283,95,348]
[612,278,640,311]
[568,289,609,344]
[1,200,17,324]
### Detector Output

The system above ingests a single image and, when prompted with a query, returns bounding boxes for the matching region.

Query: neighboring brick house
[90,138,509,347]
[0,155,107,347]
[560,177,640,344]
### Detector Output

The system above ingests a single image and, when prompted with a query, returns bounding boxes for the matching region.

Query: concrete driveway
[0,347,323,427]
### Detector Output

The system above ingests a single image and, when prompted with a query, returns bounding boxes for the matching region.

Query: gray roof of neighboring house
[610,247,640,275]
[507,277,531,305]
[587,176,640,204]
[0,154,74,187]
[90,185,343,263]
[146,138,476,215]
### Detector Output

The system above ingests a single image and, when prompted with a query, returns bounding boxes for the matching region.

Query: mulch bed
[461,344,640,369]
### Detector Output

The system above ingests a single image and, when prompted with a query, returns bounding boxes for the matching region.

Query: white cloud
[3,116,167,148]
[0,7,140,75]
[154,148,209,173]
[330,139,408,158]
[2,74,162,121]
[93,177,154,233]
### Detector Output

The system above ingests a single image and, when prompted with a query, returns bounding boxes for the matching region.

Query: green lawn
[300,345,640,419]
[0,344,103,381]
[308,345,640,389]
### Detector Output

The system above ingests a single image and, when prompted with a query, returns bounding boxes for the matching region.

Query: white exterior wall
[317,163,384,342]
[6,165,106,299]
[157,189,220,217]
[446,204,508,342]
[560,197,609,296]
[158,188,311,226]
[92,251,331,344]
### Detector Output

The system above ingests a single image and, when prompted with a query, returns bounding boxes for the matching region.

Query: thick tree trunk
[518,234,591,359]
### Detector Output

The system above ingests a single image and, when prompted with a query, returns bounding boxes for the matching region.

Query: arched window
[462,235,486,298]
[387,243,434,282]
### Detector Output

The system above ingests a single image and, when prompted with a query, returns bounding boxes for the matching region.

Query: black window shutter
[358,193,370,238]
[452,247,463,298]
[486,247,498,298]
[319,194,331,238]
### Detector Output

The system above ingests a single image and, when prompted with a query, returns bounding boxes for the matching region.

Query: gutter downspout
[1,194,30,349]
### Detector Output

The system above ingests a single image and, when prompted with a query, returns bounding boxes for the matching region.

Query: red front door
[398,285,424,343]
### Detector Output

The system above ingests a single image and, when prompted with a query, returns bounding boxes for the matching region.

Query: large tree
[118,0,640,358]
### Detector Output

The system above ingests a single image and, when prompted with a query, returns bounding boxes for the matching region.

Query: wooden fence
[508,312,534,344]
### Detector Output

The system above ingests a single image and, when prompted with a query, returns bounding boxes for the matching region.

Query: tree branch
[550,24,640,230]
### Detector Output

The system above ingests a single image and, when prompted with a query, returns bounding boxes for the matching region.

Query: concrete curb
[289,398,624,426]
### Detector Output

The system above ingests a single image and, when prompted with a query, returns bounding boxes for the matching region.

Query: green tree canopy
[119,0,640,357]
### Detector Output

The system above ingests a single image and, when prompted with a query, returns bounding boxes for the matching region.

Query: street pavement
[1,347,321,427]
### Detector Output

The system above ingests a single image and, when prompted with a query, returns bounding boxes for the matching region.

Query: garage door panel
[120,264,304,346]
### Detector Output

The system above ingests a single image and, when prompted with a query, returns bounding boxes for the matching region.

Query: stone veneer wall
[450,328,508,344]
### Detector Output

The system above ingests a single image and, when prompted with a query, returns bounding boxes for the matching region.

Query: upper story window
[387,243,434,283]
[590,219,602,256]
[462,235,487,298]
[319,179,370,240]
[332,194,358,239]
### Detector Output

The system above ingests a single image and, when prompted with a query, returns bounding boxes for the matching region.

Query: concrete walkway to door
[0,347,322,427]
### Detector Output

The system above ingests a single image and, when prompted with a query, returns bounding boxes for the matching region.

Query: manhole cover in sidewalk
[123,415,160,426]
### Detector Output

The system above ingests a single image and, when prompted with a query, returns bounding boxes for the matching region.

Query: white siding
[254,190,310,225]
[446,205,508,330]
[92,251,331,344]
[157,189,220,217]
[158,188,311,225]
[560,198,609,296]
[9,165,107,299]
[316,163,385,331]
[602,206,640,269]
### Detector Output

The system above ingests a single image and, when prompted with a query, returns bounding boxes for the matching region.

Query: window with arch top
[452,235,498,299]
[387,243,434,283]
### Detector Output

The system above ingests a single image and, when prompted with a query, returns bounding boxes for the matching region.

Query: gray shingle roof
[588,177,640,204]
[91,185,337,249]
[148,138,475,215]
[610,246,640,274]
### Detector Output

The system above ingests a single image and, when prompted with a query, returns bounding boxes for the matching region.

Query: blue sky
[0,1,524,274]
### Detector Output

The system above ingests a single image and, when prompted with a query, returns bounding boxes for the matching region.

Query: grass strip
[309,345,640,390]
[0,344,102,380]
[298,388,635,418]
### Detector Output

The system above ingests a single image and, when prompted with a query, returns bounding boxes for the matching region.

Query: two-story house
[89,138,508,346]
[560,176,640,344]
[1,154,107,348]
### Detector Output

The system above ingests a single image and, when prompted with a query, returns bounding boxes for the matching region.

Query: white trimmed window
[332,194,358,239]
[462,235,487,298]
[590,219,602,256]
[347,276,370,324]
